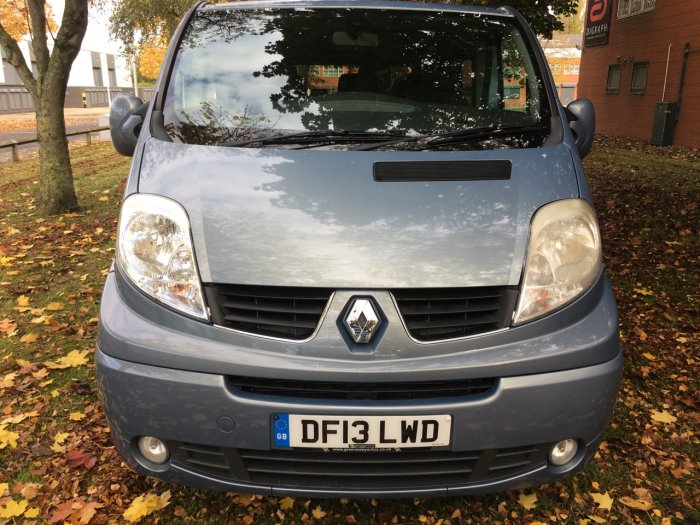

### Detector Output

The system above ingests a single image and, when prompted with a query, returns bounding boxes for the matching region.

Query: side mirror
[565,99,595,159]
[110,94,147,157]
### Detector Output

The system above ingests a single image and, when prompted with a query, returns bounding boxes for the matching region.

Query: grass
[0,139,698,524]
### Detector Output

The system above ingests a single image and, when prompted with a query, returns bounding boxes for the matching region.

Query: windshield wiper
[353,124,548,151]
[220,130,405,148]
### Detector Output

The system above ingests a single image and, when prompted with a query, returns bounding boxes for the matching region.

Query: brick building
[540,34,582,106]
[579,0,700,148]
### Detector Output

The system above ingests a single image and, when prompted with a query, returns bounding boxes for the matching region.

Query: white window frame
[618,0,655,19]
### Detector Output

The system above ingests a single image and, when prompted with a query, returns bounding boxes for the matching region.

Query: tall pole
[132,56,139,98]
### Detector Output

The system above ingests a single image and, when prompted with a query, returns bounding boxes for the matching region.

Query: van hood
[137,140,579,288]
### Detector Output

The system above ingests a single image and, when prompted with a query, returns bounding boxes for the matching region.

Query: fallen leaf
[46,302,65,311]
[69,412,86,421]
[518,492,538,511]
[51,432,70,453]
[44,349,90,369]
[0,425,19,449]
[0,318,18,337]
[20,333,39,344]
[641,352,656,361]
[0,499,28,519]
[590,492,614,511]
[650,410,677,424]
[66,450,97,470]
[51,501,76,523]
[0,372,17,389]
[0,483,7,496]
[618,496,653,511]
[587,516,607,524]
[634,287,653,296]
[123,491,171,523]
[78,501,104,524]
[312,505,327,519]
[279,496,295,510]
[1,411,39,425]
[24,507,40,518]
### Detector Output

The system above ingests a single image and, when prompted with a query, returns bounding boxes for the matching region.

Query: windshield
[163,6,552,149]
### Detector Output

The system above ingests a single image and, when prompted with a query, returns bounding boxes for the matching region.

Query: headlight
[117,194,208,320]
[513,199,602,325]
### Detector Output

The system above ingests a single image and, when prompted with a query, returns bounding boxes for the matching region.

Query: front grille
[204,284,333,340]
[170,443,550,490]
[392,287,518,342]
[228,376,496,400]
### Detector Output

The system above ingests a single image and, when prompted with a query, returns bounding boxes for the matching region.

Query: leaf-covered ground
[0,139,698,524]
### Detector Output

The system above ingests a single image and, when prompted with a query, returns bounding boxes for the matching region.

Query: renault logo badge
[344,299,381,344]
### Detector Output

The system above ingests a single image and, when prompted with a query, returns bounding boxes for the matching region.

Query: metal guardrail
[0,126,110,162]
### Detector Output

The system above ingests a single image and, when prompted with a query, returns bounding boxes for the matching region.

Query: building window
[323,65,343,77]
[91,51,103,87]
[107,54,117,87]
[606,64,621,94]
[618,0,655,19]
[630,62,648,94]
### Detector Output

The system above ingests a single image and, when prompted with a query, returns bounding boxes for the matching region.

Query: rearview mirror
[566,99,595,159]
[332,31,379,47]
[110,94,147,157]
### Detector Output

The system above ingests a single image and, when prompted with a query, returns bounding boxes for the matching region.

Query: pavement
[0,107,110,123]
[0,107,111,162]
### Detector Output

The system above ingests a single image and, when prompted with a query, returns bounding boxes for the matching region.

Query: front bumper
[96,346,621,497]
[96,268,621,497]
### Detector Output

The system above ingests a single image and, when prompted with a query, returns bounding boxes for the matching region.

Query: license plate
[272,414,452,449]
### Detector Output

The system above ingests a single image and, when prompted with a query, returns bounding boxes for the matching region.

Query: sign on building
[585,0,612,47]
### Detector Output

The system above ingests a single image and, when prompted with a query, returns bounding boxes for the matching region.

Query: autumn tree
[138,43,166,81]
[0,0,89,214]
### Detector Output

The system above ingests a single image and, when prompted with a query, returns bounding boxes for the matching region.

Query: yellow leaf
[17,295,30,307]
[0,499,28,519]
[312,505,327,519]
[588,516,607,524]
[20,333,39,344]
[618,496,653,511]
[46,302,65,311]
[99,196,109,202]
[641,352,656,361]
[634,288,653,296]
[1,411,39,425]
[0,318,18,337]
[279,496,295,510]
[51,432,70,453]
[51,389,60,398]
[24,507,40,518]
[650,410,677,424]
[0,425,19,449]
[0,483,8,496]
[579,520,590,525]
[44,349,90,369]
[69,412,86,421]
[518,492,538,511]
[590,492,614,511]
[0,372,17,389]
[123,491,171,523]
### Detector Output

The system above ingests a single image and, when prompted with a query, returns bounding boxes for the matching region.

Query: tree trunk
[35,86,79,214]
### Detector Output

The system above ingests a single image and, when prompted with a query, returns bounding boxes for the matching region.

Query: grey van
[98,0,622,497]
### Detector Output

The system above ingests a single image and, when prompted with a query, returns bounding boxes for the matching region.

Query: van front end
[98,0,621,497]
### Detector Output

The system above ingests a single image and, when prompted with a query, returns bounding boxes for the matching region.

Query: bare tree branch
[0,20,37,96]
[26,0,50,76]
[48,0,88,85]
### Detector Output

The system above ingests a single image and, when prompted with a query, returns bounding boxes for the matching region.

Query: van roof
[201,0,514,17]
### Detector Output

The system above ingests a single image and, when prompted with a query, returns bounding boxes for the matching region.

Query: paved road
[0,120,105,163]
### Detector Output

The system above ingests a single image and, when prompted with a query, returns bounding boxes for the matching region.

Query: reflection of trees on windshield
[163,7,550,145]
[165,102,277,145]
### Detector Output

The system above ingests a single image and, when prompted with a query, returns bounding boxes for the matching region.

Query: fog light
[549,439,578,466]
[138,436,169,464]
